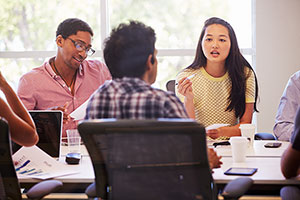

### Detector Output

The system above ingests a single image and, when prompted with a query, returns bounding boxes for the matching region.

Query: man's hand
[207,147,222,169]
[50,102,71,124]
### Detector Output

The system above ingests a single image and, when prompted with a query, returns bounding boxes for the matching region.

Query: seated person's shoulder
[153,87,181,101]
[290,70,300,81]
[243,66,255,77]
[84,59,106,68]
[20,66,46,81]
[83,60,111,75]
[284,71,300,90]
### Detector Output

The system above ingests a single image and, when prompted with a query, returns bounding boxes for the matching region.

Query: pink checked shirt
[17,58,111,137]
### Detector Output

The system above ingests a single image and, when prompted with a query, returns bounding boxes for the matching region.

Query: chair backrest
[0,118,22,200]
[78,119,218,200]
[166,80,176,93]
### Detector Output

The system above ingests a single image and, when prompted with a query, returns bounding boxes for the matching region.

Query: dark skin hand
[281,144,300,179]
[208,147,223,170]
[50,102,71,124]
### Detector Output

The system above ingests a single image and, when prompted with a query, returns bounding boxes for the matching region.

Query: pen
[175,74,196,85]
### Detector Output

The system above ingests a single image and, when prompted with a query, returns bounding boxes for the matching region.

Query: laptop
[12,110,63,158]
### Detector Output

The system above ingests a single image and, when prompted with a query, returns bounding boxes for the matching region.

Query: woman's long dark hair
[187,17,258,118]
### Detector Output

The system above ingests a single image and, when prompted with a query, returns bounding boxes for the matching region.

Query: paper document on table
[206,123,230,131]
[13,145,79,180]
[70,99,89,121]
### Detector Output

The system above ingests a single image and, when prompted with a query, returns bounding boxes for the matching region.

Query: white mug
[229,136,248,163]
[239,124,256,146]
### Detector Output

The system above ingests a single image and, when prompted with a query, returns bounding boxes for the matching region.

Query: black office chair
[0,118,63,200]
[78,119,253,200]
[166,79,176,93]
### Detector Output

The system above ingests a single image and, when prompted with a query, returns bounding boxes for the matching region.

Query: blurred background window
[0,0,253,91]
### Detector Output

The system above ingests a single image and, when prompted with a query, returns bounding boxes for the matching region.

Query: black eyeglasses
[67,38,95,56]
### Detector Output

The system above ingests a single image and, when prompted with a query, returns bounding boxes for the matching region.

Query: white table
[213,157,300,185]
[19,141,296,193]
[213,140,289,157]
[212,140,299,195]
[19,145,95,192]
[19,155,94,183]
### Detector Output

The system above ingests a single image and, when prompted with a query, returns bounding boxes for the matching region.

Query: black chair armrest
[255,132,276,140]
[166,80,175,93]
[85,182,97,198]
[281,186,300,200]
[26,180,62,199]
[221,177,253,200]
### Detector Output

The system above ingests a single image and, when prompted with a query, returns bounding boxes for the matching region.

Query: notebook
[12,110,63,158]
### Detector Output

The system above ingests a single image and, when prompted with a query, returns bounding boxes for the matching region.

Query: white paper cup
[229,136,248,163]
[66,129,81,153]
[239,124,256,146]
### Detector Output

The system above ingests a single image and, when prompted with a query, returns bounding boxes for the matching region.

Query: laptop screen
[12,110,63,157]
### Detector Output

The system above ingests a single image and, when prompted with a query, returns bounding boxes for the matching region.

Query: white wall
[256,0,300,133]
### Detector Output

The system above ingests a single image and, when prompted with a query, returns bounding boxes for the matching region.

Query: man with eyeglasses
[17,18,111,137]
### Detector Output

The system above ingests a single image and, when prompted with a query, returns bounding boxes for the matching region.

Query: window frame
[0,0,256,70]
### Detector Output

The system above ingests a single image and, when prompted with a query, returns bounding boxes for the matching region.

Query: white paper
[13,146,79,180]
[69,99,89,120]
[205,123,230,131]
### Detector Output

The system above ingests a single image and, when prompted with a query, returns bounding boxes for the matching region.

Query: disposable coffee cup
[66,129,81,154]
[239,124,256,146]
[229,136,248,163]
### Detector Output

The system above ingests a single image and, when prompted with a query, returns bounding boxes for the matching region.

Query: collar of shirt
[111,77,150,92]
[45,57,84,78]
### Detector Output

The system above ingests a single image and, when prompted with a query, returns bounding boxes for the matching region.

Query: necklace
[52,60,77,88]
